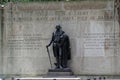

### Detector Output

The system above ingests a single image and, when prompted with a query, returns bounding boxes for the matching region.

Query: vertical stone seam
[0,5,4,77]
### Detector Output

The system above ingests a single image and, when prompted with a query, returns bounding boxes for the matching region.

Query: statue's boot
[61,64,67,68]
[60,65,64,69]
[54,63,57,66]
[55,58,61,69]
[54,63,60,69]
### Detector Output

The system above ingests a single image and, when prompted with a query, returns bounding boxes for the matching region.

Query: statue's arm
[46,33,54,47]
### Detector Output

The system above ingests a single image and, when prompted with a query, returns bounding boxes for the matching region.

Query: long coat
[60,34,71,60]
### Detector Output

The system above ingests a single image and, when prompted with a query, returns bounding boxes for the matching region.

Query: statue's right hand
[46,45,49,48]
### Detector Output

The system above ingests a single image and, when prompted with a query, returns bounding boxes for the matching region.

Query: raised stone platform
[47,68,74,77]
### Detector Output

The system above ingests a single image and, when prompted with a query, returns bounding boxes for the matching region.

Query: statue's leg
[61,48,68,68]
[53,44,60,68]
[56,45,60,68]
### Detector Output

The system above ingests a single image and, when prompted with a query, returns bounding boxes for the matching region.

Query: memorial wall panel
[2,0,120,75]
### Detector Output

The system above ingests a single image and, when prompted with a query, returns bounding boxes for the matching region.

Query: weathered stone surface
[1,0,120,76]
[0,6,2,76]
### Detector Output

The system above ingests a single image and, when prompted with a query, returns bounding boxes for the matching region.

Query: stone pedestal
[47,68,74,77]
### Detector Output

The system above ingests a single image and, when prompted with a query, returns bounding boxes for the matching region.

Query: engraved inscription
[83,33,119,49]
[7,10,114,22]
[7,34,44,50]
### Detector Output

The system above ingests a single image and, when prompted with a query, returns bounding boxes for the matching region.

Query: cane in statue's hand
[46,46,52,68]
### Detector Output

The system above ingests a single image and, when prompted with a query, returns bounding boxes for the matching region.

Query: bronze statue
[46,25,71,69]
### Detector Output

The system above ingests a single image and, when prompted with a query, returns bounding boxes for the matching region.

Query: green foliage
[1,0,57,4]
[0,0,58,3]
[0,0,75,4]
[0,0,113,4]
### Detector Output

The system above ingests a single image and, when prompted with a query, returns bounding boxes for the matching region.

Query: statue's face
[56,25,61,30]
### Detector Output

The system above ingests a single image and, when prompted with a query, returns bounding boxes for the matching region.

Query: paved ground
[13,77,120,80]
[2,76,120,80]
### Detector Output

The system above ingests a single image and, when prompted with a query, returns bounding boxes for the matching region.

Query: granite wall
[1,0,120,76]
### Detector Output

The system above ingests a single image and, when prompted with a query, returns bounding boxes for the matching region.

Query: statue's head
[55,25,61,30]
